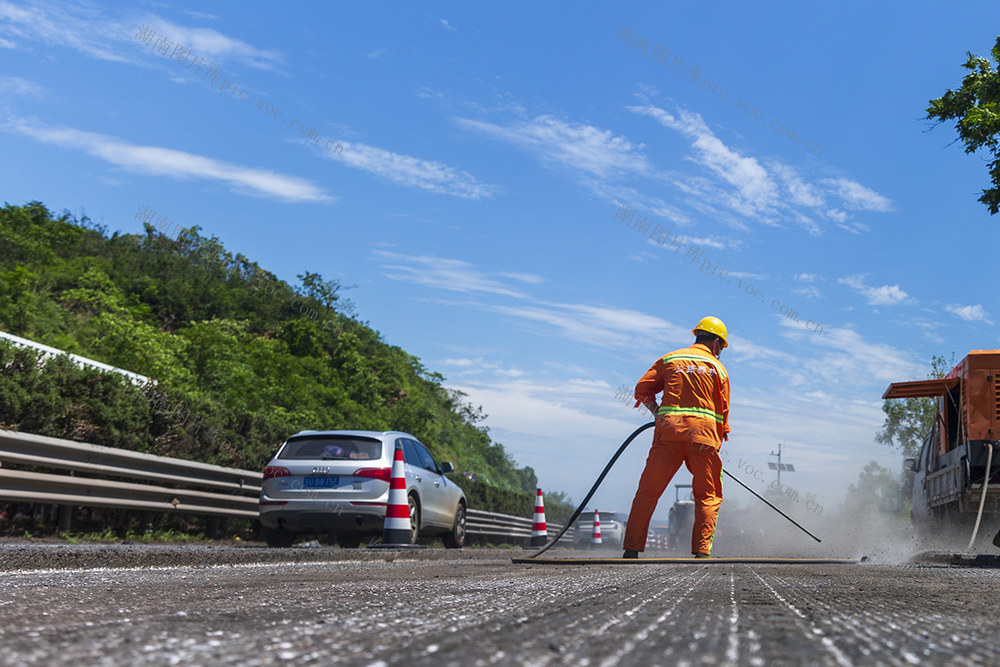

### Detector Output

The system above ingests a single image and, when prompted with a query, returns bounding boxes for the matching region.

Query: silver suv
[573,510,627,547]
[259,430,467,548]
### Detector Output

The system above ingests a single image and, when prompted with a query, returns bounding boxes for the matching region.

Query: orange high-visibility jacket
[634,342,731,447]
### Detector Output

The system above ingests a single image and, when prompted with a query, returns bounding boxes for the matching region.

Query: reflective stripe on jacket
[634,342,731,446]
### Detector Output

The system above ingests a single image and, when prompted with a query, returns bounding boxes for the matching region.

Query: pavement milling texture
[3,549,1000,665]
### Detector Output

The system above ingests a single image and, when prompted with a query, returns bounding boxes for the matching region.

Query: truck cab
[885,350,1000,538]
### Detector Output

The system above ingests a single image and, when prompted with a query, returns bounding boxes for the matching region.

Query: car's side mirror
[439,461,455,474]
[903,458,917,472]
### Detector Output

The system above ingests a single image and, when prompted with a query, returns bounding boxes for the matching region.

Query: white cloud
[0,76,42,96]
[500,272,545,284]
[441,357,523,378]
[685,236,729,250]
[627,101,893,234]
[0,4,491,201]
[456,115,652,180]
[141,16,284,71]
[0,1,282,70]
[945,303,994,325]
[377,250,688,355]
[182,10,220,21]
[416,86,443,99]
[456,99,891,241]
[590,181,692,227]
[793,286,822,299]
[822,178,894,212]
[838,274,912,306]
[0,0,132,62]
[440,19,456,31]
[629,103,779,216]
[787,323,925,388]
[796,273,820,282]
[375,251,529,299]
[824,208,848,223]
[772,164,825,208]
[630,250,660,263]
[333,141,497,200]
[491,302,688,352]
[2,116,332,203]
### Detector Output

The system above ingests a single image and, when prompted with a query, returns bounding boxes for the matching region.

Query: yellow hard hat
[692,316,728,348]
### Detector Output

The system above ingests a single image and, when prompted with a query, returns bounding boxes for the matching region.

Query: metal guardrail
[0,330,154,387]
[466,508,570,546]
[0,429,261,525]
[0,429,571,544]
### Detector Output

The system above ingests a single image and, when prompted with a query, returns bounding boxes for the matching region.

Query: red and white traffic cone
[591,509,602,546]
[370,441,425,549]
[530,488,547,547]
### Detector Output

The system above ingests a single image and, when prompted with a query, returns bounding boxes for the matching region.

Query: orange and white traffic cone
[530,488,547,547]
[370,441,425,549]
[591,509,602,546]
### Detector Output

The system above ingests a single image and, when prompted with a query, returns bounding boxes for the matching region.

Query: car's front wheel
[444,503,466,549]
[262,525,295,548]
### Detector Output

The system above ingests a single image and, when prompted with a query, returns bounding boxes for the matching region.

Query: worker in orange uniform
[622,317,731,559]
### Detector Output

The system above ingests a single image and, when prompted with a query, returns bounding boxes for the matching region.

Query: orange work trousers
[623,440,723,555]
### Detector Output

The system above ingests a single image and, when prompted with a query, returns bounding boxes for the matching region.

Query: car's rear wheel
[444,503,466,549]
[262,525,295,548]
[408,495,420,544]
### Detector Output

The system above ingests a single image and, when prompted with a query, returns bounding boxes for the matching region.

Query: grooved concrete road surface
[3,546,1000,665]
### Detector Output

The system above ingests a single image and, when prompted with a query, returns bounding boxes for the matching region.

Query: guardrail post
[57,504,72,532]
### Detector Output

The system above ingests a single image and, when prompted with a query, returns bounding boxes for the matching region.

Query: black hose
[720,469,821,543]
[524,421,656,558]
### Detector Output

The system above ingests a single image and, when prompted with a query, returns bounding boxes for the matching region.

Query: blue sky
[2,1,998,529]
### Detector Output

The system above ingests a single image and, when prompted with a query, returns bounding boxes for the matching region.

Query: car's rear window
[278,435,382,461]
[578,512,622,523]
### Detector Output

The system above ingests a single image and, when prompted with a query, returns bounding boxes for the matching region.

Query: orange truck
[883,350,1000,537]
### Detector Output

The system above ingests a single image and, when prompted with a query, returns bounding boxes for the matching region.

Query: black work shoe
[693,552,711,559]
[622,549,639,559]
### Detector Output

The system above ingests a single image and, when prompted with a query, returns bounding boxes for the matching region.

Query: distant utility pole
[768,443,796,487]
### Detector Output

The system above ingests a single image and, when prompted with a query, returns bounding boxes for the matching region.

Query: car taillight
[263,466,291,480]
[353,467,391,482]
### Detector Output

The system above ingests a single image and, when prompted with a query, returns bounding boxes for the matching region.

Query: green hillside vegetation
[0,201,572,517]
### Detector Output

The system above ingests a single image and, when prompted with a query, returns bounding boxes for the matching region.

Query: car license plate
[303,476,340,488]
